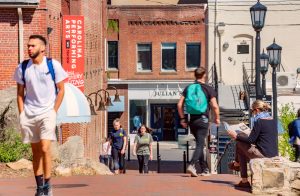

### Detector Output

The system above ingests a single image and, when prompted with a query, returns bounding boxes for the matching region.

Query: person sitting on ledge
[227,100,278,188]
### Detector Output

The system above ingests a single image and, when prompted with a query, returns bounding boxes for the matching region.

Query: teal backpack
[185,83,208,114]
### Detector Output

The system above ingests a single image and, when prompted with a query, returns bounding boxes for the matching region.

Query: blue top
[288,118,300,144]
[109,128,127,150]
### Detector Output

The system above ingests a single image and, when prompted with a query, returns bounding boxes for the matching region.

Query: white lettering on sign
[151,90,179,97]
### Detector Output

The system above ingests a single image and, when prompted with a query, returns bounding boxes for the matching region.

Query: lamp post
[266,39,282,122]
[260,49,269,97]
[250,0,267,99]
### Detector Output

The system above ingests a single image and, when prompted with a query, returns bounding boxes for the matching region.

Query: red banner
[62,15,85,92]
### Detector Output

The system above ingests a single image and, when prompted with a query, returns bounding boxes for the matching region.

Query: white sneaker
[187,164,198,177]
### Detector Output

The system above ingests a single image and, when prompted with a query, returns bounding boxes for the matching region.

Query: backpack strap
[46,58,58,94]
[21,59,30,87]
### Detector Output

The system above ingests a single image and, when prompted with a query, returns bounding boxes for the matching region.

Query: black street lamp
[266,39,282,122]
[250,0,267,99]
[260,49,269,96]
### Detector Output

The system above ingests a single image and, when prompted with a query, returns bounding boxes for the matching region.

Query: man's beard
[29,51,40,59]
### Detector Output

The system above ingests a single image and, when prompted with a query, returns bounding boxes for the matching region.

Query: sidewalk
[0,173,251,196]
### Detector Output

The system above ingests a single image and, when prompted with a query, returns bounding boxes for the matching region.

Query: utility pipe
[17,8,24,63]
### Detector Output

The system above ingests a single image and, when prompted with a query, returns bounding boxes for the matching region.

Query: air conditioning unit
[276,72,297,88]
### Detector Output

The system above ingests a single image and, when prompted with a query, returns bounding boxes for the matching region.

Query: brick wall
[106,5,206,136]
[0,0,63,90]
[0,0,105,161]
[107,6,206,80]
[60,0,105,160]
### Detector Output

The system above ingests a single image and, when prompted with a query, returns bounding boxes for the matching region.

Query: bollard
[152,135,160,173]
[157,154,161,173]
[186,141,189,163]
[183,151,186,173]
[127,137,130,161]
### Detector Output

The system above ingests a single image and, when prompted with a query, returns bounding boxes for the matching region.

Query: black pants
[137,155,150,173]
[189,116,209,169]
[111,148,125,170]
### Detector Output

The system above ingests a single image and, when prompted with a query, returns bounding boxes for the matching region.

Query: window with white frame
[137,43,152,71]
[186,43,201,69]
[108,41,118,69]
[162,43,176,71]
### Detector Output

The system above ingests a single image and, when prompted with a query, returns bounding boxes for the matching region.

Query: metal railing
[208,63,219,99]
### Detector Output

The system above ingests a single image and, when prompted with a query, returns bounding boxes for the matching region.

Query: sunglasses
[251,108,258,113]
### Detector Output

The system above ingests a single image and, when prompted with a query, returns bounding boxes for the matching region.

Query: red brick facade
[106,5,206,135]
[0,0,105,160]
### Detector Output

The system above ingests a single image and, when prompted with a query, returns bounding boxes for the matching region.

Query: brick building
[0,0,105,160]
[105,0,207,142]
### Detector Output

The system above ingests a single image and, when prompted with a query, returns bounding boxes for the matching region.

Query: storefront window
[129,100,147,134]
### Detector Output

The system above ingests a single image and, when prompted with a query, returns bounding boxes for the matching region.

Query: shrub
[278,103,296,161]
[0,128,32,163]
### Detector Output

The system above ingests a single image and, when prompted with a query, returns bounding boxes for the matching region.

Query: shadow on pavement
[201,179,235,186]
[125,160,185,173]
[27,184,88,190]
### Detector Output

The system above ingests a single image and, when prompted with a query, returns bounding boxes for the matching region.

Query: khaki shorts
[20,109,57,143]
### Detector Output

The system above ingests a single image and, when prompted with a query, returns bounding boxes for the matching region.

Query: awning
[107,96,125,112]
[56,83,91,124]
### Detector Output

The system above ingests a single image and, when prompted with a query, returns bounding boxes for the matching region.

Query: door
[151,104,178,141]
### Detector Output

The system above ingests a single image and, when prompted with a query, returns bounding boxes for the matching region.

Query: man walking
[177,67,220,177]
[14,35,68,195]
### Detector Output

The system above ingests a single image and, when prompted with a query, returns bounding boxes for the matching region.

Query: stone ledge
[250,157,300,195]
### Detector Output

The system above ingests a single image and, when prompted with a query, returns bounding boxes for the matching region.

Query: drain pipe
[17,7,24,63]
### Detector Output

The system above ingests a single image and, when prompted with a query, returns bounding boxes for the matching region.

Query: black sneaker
[200,168,211,176]
[35,186,44,196]
[43,184,53,196]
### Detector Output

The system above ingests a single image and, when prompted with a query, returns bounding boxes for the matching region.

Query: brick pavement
[0,170,251,196]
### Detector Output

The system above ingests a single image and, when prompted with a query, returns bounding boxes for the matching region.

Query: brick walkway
[0,171,251,196]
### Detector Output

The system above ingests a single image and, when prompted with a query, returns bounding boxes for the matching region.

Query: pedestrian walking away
[109,118,127,174]
[227,100,278,189]
[177,67,220,177]
[288,108,300,162]
[133,124,153,174]
[13,35,68,196]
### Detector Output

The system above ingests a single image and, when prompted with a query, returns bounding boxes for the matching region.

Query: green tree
[278,103,296,161]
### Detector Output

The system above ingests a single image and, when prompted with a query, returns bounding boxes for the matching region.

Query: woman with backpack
[133,124,153,174]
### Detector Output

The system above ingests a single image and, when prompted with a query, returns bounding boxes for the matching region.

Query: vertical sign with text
[62,15,85,92]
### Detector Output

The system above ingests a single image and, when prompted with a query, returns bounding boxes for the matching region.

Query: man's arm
[17,83,25,114]
[53,81,65,112]
[121,135,127,154]
[177,96,187,128]
[210,97,220,125]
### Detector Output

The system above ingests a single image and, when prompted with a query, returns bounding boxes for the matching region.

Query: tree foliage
[0,128,32,163]
[107,19,119,34]
[278,103,296,161]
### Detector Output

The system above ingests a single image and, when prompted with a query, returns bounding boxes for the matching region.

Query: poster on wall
[62,15,85,92]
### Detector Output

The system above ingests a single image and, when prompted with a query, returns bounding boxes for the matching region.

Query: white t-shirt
[102,141,112,156]
[14,57,68,116]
